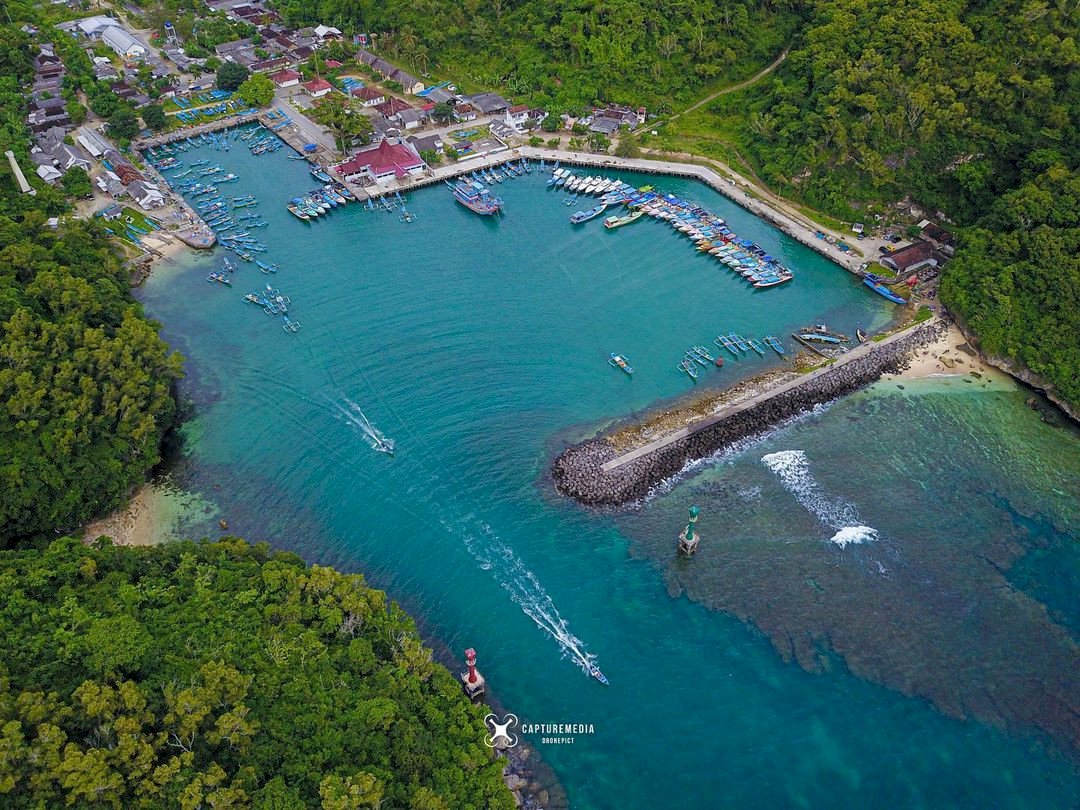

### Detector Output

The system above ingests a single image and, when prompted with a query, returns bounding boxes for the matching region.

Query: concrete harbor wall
[551,318,947,506]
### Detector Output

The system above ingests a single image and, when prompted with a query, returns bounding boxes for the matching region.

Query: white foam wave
[829,526,879,548]
[761,450,879,547]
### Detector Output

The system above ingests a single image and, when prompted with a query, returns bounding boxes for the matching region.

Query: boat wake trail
[444,516,599,676]
[323,392,599,678]
[330,397,395,455]
[761,450,879,547]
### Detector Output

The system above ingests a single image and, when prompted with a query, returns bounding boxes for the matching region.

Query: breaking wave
[760,450,879,547]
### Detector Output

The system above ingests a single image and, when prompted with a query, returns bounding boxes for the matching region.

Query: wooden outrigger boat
[715,334,741,357]
[763,335,786,356]
[679,359,699,380]
[608,353,634,375]
[747,338,766,356]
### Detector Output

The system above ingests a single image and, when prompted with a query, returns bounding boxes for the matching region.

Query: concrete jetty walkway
[602,317,939,471]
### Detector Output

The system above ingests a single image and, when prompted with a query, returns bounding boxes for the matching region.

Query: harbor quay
[552,317,947,506]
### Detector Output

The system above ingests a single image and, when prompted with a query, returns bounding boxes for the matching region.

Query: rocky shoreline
[552,319,948,506]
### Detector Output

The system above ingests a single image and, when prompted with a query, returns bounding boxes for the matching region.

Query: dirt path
[679,47,789,118]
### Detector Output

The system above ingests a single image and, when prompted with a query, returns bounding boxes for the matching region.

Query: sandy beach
[83,484,163,546]
[885,321,996,380]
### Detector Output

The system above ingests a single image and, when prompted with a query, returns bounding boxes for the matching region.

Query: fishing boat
[255,260,278,274]
[603,210,644,229]
[310,166,333,182]
[726,333,750,353]
[570,203,607,224]
[686,350,708,369]
[588,664,609,686]
[856,328,868,343]
[206,272,231,286]
[282,315,301,333]
[679,359,699,380]
[796,332,844,344]
[763,335,786,356]
[608,353,634,375]
[447,179,503,215]
[747,338,766,356]
[691,345,715,363]
[715,335,741,357]
[222,257,236,273]
[863,273,908,304]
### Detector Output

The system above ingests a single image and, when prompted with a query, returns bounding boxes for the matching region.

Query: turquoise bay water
[140,138,1079,807]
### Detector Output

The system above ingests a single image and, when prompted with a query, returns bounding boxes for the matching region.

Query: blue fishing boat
[256,260,278,274]
[570,203,607,224]
[715,334,741,357]
[763,335,786,356]
[589,663,609,685]
[207,272,231,286]
[679,359,699,380]
[310,166,333,182]
[863,273,908,304]
[282,315,301,333]
[608,353,634,375]
[747,338,766,356]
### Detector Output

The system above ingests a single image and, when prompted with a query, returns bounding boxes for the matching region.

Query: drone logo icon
[483,713,519,748]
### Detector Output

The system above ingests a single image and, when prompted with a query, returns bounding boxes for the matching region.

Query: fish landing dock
[551,318,946,506]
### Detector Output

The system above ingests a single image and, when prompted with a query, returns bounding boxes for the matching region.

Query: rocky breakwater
[553,319,948,506]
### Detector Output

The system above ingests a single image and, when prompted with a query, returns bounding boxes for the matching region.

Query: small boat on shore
[603,210,644,229]
[570,203,607,224]
[609,353,634,375]
[863,273,908,304]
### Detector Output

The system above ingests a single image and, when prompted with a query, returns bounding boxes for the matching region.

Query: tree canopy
[237,72,274,107]
[940,165,1080,408]
[216,61,250,91]
[308,94,374,155]
[0,536,514,809]
[0,213,183,546]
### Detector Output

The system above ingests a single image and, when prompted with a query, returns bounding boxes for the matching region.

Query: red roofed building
[303,77,333,97]
[270,68,301,87]
[324,59,343,68]
[351,86,385,107]
[335,140,427,184]
[374,97,412,118]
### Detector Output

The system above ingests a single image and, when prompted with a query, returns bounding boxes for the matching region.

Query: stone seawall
[552,320,947,506]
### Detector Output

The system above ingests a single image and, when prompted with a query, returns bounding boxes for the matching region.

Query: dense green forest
[271,0,798,109]
[940,165,1080,407]
[0,537,514,808]
[0,21,181,547]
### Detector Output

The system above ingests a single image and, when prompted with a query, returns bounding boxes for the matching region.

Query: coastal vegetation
[941,165,1080,407]
[0,536,514,808]
[0,22,182,548]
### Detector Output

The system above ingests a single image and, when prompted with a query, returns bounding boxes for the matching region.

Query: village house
[128,179,166,209]
[395,108,428,130]
[313,25,342,41]
[425,86,457,105]
[270,68,301,88]
[93,61,119,80]
[77,129,110,159]
[374,97,413,118]
[252,57,290,74]
[917,220,955,256]
[335,139,427,184]
[879,241,940,275]
[467,92,510,115]
[504,104,530,130]
[391,69,424,94]
[62,15,121,40]
[351,86,385,107]
[589,106,638,135]
[406,133,443,153]
[36,164,62,184]
[31,141,91,174]
[454,103,478,122]
[303,77,333,98]
[102,27,146,60]
[95,170,126,197]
